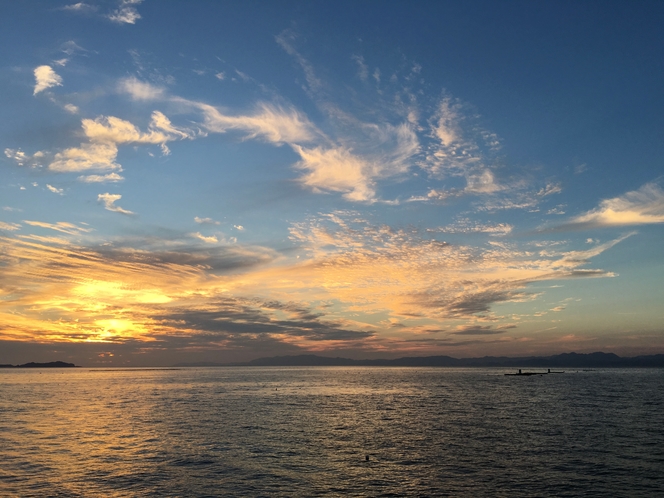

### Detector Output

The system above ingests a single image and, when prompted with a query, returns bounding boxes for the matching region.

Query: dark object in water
[505,369,544,376]
[365,455,369,461]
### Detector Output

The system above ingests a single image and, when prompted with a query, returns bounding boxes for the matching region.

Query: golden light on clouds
[0,208,631,357]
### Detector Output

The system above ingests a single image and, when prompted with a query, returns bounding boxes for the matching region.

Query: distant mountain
[0,361,78,368]
[173,352,664,368]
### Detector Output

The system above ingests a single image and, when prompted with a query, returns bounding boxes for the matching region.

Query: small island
[0,361,78,368]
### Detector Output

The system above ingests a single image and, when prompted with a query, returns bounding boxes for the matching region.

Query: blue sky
[1,1,663,366]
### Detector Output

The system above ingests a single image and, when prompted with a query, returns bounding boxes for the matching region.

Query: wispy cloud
[63,103,79,114]
[118,77,166,101]
[33,66,62,95]
[195,217,220,225]
[554,182,664,230]
[427,219,513,236]
[0,222,21,232]
[0,207,633,354]
[108,0,143,24]
[293,121,419,202]
[275,30,323,94]
[292,145,375,201]
[191,232,218,244]
[82,112,193,144]
[77,172,125,183]
[192,101,317,144]
[61,2,98,13]
[23,220,91,236]
[46,184,64,195]
[5,148,29,166]
[5,148,46,168]
[0,234,355,351]
[49,111,193,172]
[97,193,134,215]
[352,55,369,81]
[451,324,515,336]
[287,212,628,325]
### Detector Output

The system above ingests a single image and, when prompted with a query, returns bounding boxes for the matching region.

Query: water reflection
[1,367,663,496]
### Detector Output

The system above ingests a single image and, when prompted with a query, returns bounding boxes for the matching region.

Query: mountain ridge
[0,361,78,368]
[174,352,664,368]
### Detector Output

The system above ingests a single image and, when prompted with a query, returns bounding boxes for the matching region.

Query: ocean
[1,367,662,497]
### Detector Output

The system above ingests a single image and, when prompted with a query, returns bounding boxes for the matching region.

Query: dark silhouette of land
[0,361,78,368]
[174,352,664,368]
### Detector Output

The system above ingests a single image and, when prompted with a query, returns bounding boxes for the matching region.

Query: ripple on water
[1,367,663,497]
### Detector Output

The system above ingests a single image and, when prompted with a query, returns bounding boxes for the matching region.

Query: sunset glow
[1,1,663,365]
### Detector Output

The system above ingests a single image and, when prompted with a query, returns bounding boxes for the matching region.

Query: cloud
[451,325,514,336]
[155,300,371,343]
[0,209,634,356]
[23,220,91,235]
[63,103,79,114]
[82,112,192,144]
[464,170,503,194]
[558,232,635,264]
[0,222,21,232]
[352,55,369,81]
[0,234,337,350]
[97,193,134,215]
[77,172,125,183]
[195,217,220,225]
[292,145,375,201]
[193,101,317,144]
[432,98,460,147]
[33,66,63,95]
[46,184,64,195]
[275,30,323,94]
[50,142,120,172]
[61,2,98,13]
[428,220,513,236]
[118,77,166,101]
[191,232,218,244]
[557,182,664,230]
[60,40,88,56]
[108,0,142,24]
[288,212,629,324]
[574,163,587,174]
[4,148,46,168]
[423,96,499,178]
[4,148,28,166]
[49,111,193,172]
[538,183,562,196]
[292,121,419,202]
[276,36,513,204]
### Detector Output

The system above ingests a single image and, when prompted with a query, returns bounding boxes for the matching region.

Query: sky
[1,1,663,366]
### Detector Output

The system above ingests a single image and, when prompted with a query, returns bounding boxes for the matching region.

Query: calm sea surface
[1,367,662,497]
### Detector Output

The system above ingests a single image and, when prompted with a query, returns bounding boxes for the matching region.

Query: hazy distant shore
[4,353,663,369]
[175,352,664,368]
[0,361,78,368]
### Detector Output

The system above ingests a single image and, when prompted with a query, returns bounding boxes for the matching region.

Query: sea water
[0,367,662,497]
